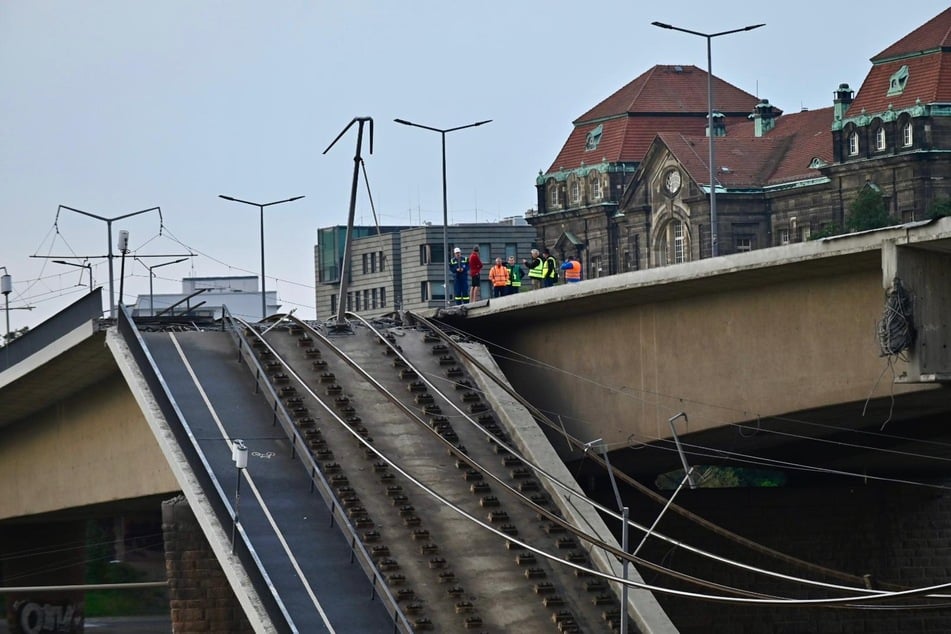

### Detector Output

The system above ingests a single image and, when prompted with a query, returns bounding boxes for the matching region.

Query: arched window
[875,127,886,151]
[902,122,913,147]
[654,218,689,266]
[570,179,581,204]
[590,176,602,201]
[848,131,859,156]
[549,181,561,207]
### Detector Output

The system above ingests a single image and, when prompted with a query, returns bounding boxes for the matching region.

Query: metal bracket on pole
[587,438,629,634]
[323,117,374,333]
[668,411,697,489]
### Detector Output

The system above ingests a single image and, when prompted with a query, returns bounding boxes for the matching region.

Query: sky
[1,1,948,331]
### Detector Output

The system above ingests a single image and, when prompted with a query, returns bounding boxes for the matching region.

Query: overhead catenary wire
[435,317,951,472]
[413,312,915,590]
[237,313,951,608]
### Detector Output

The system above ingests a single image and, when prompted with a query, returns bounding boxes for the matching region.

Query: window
[330,294,337,315]
[779,228,790,245]
[887,65,909,96]
[848,132,859,156]
[673,221,686,263]
[590,255,603,278]
[875,127,886,151]
[570,179,581,204]
[505,243,517,259]
[346,293,353,311]
[902,122,913,147]
[354,292,360,311]
[419,243,444,265]
[735,236,752,252]
[370,252,377,273]
[380,287,387,308]
[591,177,602,201]
[363,290,369,310]
[361,253,368,274]
[549,182,561,207]
[378,251,385,272]
[420,282,429,302]
[371,288,378,309]
[799,225,811,242]
[585,124,603,150]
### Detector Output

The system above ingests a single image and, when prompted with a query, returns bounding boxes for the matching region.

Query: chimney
[833,83,853,121]
[751,99,777,137]
[707,111,727,138]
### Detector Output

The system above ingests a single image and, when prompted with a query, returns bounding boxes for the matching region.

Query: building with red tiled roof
[529,8,951,277]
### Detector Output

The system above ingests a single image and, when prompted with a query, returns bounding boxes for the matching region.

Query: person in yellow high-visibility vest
[524,248,544,290]
[541,249,558,288]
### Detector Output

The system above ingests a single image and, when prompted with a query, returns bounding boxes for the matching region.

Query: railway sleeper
[318,372,336,383]
[362,530,381,543]
[438,571,456,584]
[437,355,455,366]
[469,482,491,494]
[463,615,483,629]
[430,344,448,355]
[516,553,537,566]
[445,366,464,378]
[461,391,481,403]
[447,585,464,598]
[532,581,557,595]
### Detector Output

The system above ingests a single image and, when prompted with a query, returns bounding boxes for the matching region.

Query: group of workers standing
[449,245,582,305]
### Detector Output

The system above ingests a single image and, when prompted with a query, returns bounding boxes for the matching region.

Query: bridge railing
[115,305,296,633]
[221,308,414,633]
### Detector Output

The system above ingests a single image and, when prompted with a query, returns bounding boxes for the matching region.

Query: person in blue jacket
[449,247,469,304]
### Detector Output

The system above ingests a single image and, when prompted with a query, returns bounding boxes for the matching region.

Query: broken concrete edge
[460,341,680,634]
[105,328,279,634]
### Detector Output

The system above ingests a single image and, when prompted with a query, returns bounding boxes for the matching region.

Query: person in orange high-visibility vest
[488,257,509,298]
[561,255,582,283]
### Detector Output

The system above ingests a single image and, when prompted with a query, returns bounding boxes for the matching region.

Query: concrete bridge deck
[3,219,951,632]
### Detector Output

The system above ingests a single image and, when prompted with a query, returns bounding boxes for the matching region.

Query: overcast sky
[1,1,947,329]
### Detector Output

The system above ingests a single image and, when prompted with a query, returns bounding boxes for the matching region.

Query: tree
[845,187,894,232]
[928,196,951,219]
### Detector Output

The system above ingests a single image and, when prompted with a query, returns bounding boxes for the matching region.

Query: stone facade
[162,496,252,634]
[529,11,951,277]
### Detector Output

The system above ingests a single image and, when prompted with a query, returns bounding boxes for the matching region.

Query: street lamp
[394,117,492,306]
[135,257,189,316]
[651,21,764,257]
[53,260,94,293]
[1,267,11,340]
[219,194,306,320]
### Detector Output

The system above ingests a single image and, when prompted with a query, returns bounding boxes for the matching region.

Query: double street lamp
[651,21,764,257]
[394,118,492,305]
[219,195,305,320]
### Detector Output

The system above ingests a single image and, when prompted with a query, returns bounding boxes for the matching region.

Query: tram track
[235,313,641,632]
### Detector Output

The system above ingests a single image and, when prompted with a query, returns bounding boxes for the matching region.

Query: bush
[845,188,894,231]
